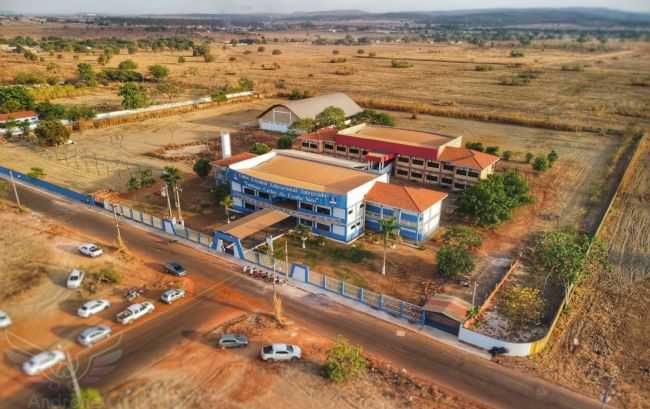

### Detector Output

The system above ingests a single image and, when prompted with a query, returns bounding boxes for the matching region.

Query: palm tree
[379,217,399,276]
[294,223,312,249]
[220,194,233,224]
[160,166,182,187]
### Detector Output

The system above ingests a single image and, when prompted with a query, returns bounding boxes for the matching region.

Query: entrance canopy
[219,208,291,240]
[423,294,473,322]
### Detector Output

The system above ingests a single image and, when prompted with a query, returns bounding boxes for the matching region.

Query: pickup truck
[115,302,155,325]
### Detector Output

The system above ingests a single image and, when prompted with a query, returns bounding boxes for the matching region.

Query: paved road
[4,184,605,409]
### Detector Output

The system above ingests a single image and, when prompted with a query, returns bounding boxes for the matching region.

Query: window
[301,141,310,148]
[316,206,331,216]
[412,159,424,166]
[324,143,334,150]
[336,146,347,152]
[355,222,362,228]
[243,187,256,196]
[348,209,353,215]
[299,202,314,211]
[359,203,365,209]
[454,183,465,189]
[443,164,454,172]
[456,169,468,176]
[468,170,480,178]
[244,202,255,210]
[316,223,331,232]
[299,219,313,227]
[396,169,408,176]
[258,191,270,200]
[427,161,439,168]
[362,149,368,155]
[309,143,318,149]
[349,148,359,154]
[411,171,422,178]
[426,174,438,182]
[442,177,453,184]
[397,156,410,163]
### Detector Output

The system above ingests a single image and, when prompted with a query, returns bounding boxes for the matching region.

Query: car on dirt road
[77,325,112,347]
[0,310,12,328]
[218,334,249,349]
[164,262,187,277]
[78,243,103,258]
[66,269,85,289]
[116,302,155,325]
[260,344,301,361]
[160,288,186,304]
[22,350,65,376]
[77,299,111,318]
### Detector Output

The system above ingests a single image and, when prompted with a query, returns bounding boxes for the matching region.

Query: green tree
[289,117,316,133]
[77,63,95,82]
[138,168,155,187]
[379,217,399,276]
[34,120,70,146]
[178,56,186,63]
[71,387,104,409]
[193,158,211,178]
[443,225,482,249]
[465,141,485,152]
[19,121,31,138]
[547,150,558,166]
[127,176,140,192]
[525,152,534,163]
[277,135,293,149]
[118,59,138,70]
[148,64,170,81]
[532,155,549,172]
[315,106,346,129]
[35,101,66,120]
[294,223,312,249]
[160,166,182,187]
[0,86,35,113]
[437,244,475,278]
[250,142,271,154]
[502,150,513,161]
[156,82,180,101]
[351,109,395,126]
[220,194,233,224]
[323,337,366,383]
[118,83,148,109]
[27,167,45,179]
[485,146,499,155]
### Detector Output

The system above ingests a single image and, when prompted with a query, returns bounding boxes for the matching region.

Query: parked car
[260,344,301,361]
[218,334,249,349]
[489,346,509,358]
[164,262,187,277]
[77,326,112,347]
[160,288,186,304]
[66,269,85,289]
[0,310,12,328]
[78,243,103,258]
[77,299,111,318]
[116,302,155,325]
[22,350,65,376]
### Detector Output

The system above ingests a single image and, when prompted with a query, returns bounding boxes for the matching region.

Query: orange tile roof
[0,110,37,121]
[299,127,338,142]
[366,182,447,213]
[438,147,499,170]
[212,152,257,167]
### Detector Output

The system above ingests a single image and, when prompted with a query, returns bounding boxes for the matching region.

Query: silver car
[218,333,249,348]
[160,288,186,304]
[77,325,112,347]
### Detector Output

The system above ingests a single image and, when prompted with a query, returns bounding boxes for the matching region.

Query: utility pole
[601,377,615,408]
[284,239,289,270]
[9,170,21,209]
[173,184,184,226]
[112,204,125,249]
[62,349,81,406]
[161,184,173,219]
[472,281,478,306]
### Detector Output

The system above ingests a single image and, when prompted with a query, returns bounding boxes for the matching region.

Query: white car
[22,350,65,376]
[160,288,186,304]
[66,269,85,289]
[260,344,302,362]
[77,299,111,318]
[79,243,103,258]
[77,325,112,347]
[0,310,12,328]
[116,302,155,325]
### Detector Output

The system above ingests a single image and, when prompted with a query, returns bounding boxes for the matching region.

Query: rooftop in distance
[337,124,460,149]
[236,151,379,194]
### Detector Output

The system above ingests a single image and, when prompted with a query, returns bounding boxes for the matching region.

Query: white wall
[259,120,289,133]
[229,151,277,170]
[458,327,533,357]
[347,173,389,206]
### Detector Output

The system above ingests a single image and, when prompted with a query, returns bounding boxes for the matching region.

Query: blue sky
[2,0,649,15]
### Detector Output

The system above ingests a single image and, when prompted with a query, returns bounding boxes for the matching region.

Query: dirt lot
[105,313,487,409]
[499,134,650,409]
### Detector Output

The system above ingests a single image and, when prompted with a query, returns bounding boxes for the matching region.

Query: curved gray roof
[258,93,362,119]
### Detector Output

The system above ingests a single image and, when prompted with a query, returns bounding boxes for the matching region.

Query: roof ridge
[403,185,425,212]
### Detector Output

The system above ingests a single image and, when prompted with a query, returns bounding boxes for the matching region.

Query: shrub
[499,286,544,327]
[323,337,366,383]
[272,49,282,55]
[178,56,186,63]
[525,152,534,163]
[334,66,356,76]
[14,72,45,85]
[71,387,104,409]
[257,46,266,52]
[27,167,46,179]
[443,225,482,249]
[368,52,376,57]
[475,64,495,71]
[0,87,34,113]
[211,90,227,102]
[288,89,312,100]
[510,50,525,58]
[35,101,67,120]
[391,60,413,68]
[277,135,293,149]
[437,245,475,278]
[289,117,316,133]
[532,155,549,172]
[357,49,365,54]
[498,76,530,86]
[502,150,513,161]
[250,142,271,154]
[485,146,499,155]
[561,64,584,72]
[228,56,237,62]
[465,141,485,152]
[148,64,169,81]
[65,105,96,121]
[204,54,215,62]
[274,79,286,89]
[547,150,558,165]
[34,120,70,146]
[118,83,148,109]
[332,49,339,55]
[118,59,138,70]
[193,158,211,178]
[329,57,347,63]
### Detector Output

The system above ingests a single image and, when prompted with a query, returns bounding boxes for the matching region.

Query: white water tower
[220,131,231,159]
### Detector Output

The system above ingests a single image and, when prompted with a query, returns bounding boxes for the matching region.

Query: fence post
[186,228,190,240]
[359,288,364,304]
[399,301,404,318]
[140,212,144,223]
[379,294,384,310]
[420,310,426,325]
[322,275,327,289]
[304,268,309,283]
[340,281,346,296]
[129,208,134,219]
